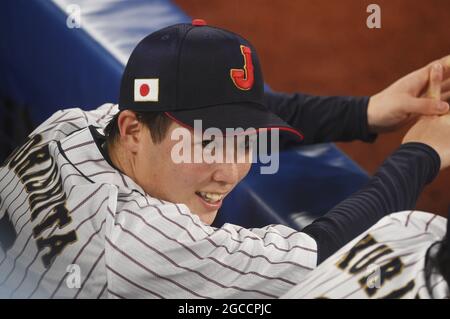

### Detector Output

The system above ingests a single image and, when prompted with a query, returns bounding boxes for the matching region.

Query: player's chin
[181,200,215,225]
[199,211,218,225]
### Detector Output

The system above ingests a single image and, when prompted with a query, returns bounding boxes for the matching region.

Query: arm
[264,91,377,144]
[302,142,440,264]
[266,55,450,145]
[294,59,450,264]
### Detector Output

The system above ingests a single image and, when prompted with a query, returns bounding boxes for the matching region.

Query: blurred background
[0,0,449,224]
[176,0,450,216]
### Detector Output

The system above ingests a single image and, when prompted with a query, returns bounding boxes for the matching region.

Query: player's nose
[211,162,240,186]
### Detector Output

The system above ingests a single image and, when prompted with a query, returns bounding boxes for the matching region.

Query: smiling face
[109,111,253,225]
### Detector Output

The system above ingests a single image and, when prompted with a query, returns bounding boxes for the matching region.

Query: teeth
[197,192,224,203]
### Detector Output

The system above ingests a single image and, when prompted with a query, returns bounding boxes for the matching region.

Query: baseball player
[281,210,449,299]
[1,21,450,298]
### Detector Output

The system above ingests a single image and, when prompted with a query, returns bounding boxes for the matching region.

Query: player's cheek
[237,162,252,181]
[178,164,208,192]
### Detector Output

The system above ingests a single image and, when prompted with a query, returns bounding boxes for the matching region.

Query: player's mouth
[195,191,225,209]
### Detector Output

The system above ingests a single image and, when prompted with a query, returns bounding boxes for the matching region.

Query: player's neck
[107,142,137,182]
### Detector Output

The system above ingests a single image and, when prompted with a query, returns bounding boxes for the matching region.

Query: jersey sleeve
[264,91,377,144]
[104,196,317,299]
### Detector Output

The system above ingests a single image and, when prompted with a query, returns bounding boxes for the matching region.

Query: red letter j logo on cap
[230,45,254,91]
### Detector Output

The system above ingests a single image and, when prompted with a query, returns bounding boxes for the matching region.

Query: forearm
[302,142,440,264]
[264,91,377,144]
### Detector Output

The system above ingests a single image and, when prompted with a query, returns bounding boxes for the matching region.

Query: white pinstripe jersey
[0,104,317,298]
[282,211,449,299]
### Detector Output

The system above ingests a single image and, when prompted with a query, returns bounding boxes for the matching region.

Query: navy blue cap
[119,20,303,139]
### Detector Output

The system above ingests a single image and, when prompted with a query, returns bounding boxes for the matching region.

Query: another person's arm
[266,55,450,145]
[302,142,440,264]
[275,60,450,263]
[264,91,376,144]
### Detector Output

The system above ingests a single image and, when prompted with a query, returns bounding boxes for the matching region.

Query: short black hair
[104,110,172,145]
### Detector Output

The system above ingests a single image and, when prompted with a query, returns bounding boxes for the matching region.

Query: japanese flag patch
[134,79,159,102]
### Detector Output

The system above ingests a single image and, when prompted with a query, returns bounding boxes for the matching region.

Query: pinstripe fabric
[0,104,317,298]
[282,211,449,299]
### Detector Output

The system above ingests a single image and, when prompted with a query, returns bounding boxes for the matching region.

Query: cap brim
[165,103,304,141]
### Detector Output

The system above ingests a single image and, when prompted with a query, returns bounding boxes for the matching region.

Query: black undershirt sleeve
[264,91,439,263]
[264,91,378,144]
[302,142,441,264]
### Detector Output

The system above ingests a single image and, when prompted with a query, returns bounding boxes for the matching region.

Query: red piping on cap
[192,19,207,26]
[164,112,304,141]
[164,112,195,131]
[255,126,304,140]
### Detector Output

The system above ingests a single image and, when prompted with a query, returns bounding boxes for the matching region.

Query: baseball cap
[119,19,303,140]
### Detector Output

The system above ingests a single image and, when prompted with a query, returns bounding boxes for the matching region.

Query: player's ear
[117,110,144,153]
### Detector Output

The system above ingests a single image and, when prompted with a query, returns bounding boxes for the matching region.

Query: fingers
[442,77,450,93]
[405,96,449,115]
[436,57,450,101]
[426,63,443,99]
[442,55,450,66]
[442,91,450,102]
[403,63,432,95]
[439,55,450,76]
[404,55,450,96]
[429,55,450,75]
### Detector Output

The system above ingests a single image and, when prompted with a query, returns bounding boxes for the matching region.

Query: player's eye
[202,139,214,148]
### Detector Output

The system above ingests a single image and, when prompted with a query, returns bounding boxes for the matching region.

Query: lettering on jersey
[2,134,42,169]
[36,232,77,267]
[0,197,17,251]
[358,255,403,296]
[7,134,77,268]
[337,234,377,269]
[348,245,393,274]
[336,234,410,298]
[380,280,415,299]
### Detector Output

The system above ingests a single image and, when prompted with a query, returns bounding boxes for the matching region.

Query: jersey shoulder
[382,210,447,238]
[30,104,118,142]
